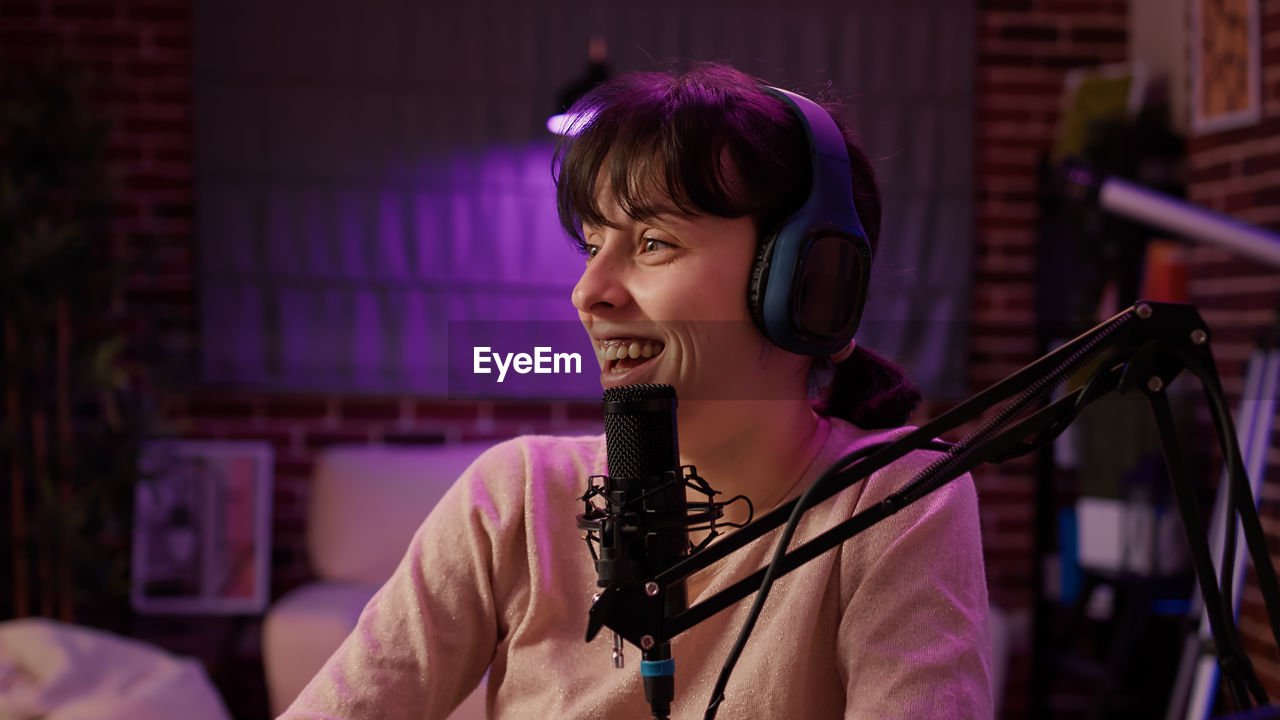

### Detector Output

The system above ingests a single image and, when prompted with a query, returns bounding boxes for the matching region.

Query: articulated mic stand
[583,301,1280,719]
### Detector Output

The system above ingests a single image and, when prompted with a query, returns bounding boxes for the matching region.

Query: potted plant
[1,57,166,628]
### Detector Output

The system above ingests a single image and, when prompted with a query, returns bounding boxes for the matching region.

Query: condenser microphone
[600,383,689,719]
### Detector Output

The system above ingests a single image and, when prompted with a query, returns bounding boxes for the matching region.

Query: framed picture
[1191,0,1261,134]
[131,440,274,614]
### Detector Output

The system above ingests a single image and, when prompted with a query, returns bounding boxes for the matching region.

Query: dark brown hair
[552,63,919,428]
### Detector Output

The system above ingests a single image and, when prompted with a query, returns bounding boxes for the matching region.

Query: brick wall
[1184,0,1280,698]
[973,0,1129,714]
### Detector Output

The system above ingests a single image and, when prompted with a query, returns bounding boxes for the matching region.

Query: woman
[283,63,991,719]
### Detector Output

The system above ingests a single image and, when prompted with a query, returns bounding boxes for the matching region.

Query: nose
[571,241,631,314]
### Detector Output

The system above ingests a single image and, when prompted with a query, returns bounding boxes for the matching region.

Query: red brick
[123,173,191,192]
[264,397,330,421]
[492,402,554,422]
[1244,153,1280,176]
[187,394,261,420]
[980,48,1118,71]
[125,3,187,23]
[122,116,189,134]
[150,201,191,220]
[51,0,119,20]
[123,286,192,307]
[151,146,190,163]
[1188,118,1280,154]
[977,160,1040,177]
[338,397,403,422]
[383,432,448,445]
[981,0,1034,11]
[153,31,188,51]
[221,428,292,455]
[1191,160,1235,184]
[978,79,1062,99]
[125,60,186,78]
[1256,184,1280,206]
[0,1,43,19]
[272,486,307,519]
[1067,26,1126,44]
[1227,190,1259,212]
[1,28,62,49]
[76,29,140,50]
[983,135,1054,155]
[274,458,316,480]
[303,429,372,449]
[1042,0,1125,13]
[106,146,144,164]
[146,89,190,106]
[998,24,1060,42]
[564,402,602,422]
[976,320,1039,338]
[415,399,482,421]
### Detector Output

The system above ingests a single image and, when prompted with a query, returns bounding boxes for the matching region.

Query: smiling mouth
[595,339,665,374]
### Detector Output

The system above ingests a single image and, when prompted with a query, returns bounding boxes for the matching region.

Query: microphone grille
[602,384,677,480]
[602,383,675,404]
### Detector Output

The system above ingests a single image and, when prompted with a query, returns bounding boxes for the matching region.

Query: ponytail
[818,345,921,429]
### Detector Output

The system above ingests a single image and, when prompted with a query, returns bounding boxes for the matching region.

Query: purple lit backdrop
[193,0,974,400]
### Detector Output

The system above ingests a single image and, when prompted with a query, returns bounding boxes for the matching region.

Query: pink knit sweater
[282,418,992,719]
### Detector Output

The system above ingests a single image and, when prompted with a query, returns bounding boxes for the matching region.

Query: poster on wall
[131,440,274,614]
[1191,0,1261,134]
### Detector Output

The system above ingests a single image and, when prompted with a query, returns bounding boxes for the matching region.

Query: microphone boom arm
[585,301,1280,716]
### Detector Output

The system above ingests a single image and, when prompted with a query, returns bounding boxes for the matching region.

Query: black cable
[700,439,953,719]
[702,312,1137,719]
[704,309,1137,720]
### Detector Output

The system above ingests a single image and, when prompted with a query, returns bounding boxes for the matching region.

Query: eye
[642,236,673,253]
[583,243,600,260]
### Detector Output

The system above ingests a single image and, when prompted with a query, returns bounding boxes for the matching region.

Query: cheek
[690,255,757,321]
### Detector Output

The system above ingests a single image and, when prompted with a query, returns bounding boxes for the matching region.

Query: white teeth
[595,339,663,369]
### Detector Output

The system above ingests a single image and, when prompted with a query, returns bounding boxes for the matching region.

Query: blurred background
[3,0,1279,717]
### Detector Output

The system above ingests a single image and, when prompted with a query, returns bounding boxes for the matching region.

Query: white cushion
[267,442,498,716]
[307,443,495,584]
[263,581,378,715]
[0,618,231,720]
[263,582,488,719]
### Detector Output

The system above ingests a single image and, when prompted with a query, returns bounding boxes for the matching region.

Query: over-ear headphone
[747,86,872,357]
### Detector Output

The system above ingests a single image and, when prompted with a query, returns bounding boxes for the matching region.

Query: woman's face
[571,191,811,406]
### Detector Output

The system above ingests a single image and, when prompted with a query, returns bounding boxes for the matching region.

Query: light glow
[546,109,595,136]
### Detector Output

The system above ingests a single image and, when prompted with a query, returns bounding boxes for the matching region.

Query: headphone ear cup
[747,234,776,335]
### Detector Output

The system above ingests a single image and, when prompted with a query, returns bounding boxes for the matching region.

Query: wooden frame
[1191,0,1262,135]
[131,440,273,614]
